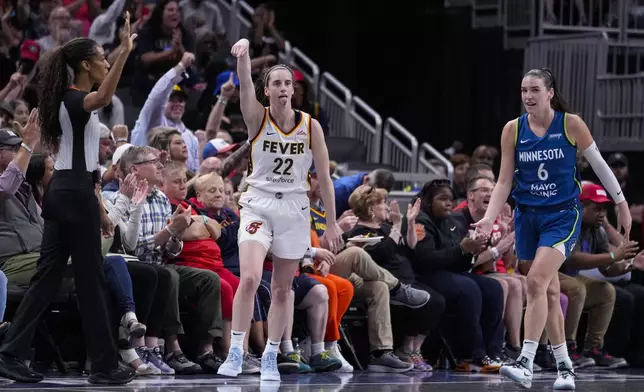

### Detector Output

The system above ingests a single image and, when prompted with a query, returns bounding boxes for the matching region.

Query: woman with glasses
[345,184,441,372]
[474,68,632,390]
[0,16,137,385]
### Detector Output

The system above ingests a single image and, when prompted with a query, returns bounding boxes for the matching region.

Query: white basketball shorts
[237,186,311,260]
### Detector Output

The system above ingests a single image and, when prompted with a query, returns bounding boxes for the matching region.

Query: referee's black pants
[0,172,118,373]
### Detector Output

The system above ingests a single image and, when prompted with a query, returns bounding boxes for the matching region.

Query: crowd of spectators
[1,0,644,380]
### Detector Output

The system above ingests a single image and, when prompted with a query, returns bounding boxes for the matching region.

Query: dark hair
[416,179,453,215]
[367,169,395,193]
[26,153,51,206]
[465,163,493,182]
[38,38,98,152]
[9,99,28,112]
[146,0,184,36]
[255,65,294,105]
[524,68,573,113]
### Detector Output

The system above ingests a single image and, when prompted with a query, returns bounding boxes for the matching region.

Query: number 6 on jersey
[537,162,549,181]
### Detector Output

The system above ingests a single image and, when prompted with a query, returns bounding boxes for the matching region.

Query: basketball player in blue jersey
[473,68,631,390]
[217,38,344,382]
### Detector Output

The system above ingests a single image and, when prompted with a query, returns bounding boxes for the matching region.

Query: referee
[0,15,138,385]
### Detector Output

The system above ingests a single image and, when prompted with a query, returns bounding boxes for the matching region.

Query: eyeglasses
[471,187,493,194]
[134,158,161,166]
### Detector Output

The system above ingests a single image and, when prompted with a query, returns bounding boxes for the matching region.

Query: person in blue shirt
[474,68,632,390]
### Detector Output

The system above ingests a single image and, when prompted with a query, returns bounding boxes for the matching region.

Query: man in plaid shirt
[113,146,225,375]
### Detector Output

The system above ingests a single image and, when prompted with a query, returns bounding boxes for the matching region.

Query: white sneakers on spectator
[218,346,244,377]
[328,344,354,373]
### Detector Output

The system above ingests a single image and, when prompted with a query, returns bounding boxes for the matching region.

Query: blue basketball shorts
[514,202,581,261]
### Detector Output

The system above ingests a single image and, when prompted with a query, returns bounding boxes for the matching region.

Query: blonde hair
[348,184,387,221]
[161,160,186,178]
[194,172,223,193]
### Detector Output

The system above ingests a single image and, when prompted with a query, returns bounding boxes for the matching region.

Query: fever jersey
[512,111,581,207]
[310,202,327,238]
[245,108,313,194]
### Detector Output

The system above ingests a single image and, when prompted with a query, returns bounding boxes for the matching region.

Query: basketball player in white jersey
[217,38,343,381]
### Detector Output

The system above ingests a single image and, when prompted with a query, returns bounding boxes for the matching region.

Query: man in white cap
[102,143,133,202]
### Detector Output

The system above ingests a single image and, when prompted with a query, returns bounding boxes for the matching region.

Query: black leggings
[126,263,173,338]
[391,281,446,337]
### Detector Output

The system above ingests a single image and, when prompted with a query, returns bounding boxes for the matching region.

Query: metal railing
[319,72,353,138]
[503,0,536,48]
[524,33,609,131]
[282,48,321,101]
[382,118,419,172]
[348,97,382,163]
[472,0,503,28]
[418,142,455,182]
[215,0,443,170]
[595,73,644,151]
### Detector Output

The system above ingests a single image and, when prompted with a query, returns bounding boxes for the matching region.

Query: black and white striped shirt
[54,89,101,172]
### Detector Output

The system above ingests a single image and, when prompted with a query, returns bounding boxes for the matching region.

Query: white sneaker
[218,346,244,377]
[499,356,533,389]
[260,351,280,382]
[553,360,576,390]
[330,345,354,373]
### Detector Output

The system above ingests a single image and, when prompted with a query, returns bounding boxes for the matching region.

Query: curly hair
[38,38,98,152]
[348,184,388,221]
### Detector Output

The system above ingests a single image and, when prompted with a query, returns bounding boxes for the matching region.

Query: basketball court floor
[0,369,641,391]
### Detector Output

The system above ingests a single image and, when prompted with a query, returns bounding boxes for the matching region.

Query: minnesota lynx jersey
[245,108,313,194]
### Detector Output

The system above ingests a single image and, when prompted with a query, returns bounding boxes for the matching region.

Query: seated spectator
[187,173,271,360]
[179,0,226,40]
[471,145,495,168]
[9,100,30,128]
[131,53,200,172]
[117,146,224,374]
[562,183,631,369]
[37,6,79,53]
[453,163,495,211]
[450,153,470,203]
[25,152,54,212]
[334,168,395,219]
[131,0,195,106]
[148,127,191,176]
[200,157,222,175]
[408,179,505,372]
[347,186,445,370]
[452,176,525,360]
[248,3,286,59]
[577,185,644,367]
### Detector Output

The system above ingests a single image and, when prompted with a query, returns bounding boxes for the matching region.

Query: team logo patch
[246,221,263,234]
[297,129,307,136]
[414,223,426,241]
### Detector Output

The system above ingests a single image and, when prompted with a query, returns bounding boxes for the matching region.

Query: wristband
[202,215,208,225]
[20,142,33,155]
[491,247,500,260]
[310,248,317,258]
[610,251,616,264]
[217,96,228,106]
[165,225,177,237]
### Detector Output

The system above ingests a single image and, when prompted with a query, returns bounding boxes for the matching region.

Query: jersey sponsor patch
[246,221,263,234]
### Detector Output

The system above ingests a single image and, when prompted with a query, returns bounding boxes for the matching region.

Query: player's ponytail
[524,68,574,114]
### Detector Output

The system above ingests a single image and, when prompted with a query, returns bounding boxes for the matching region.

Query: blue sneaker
[217,346,244,377]
[285,352,312,373]
[261,352,280,381]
